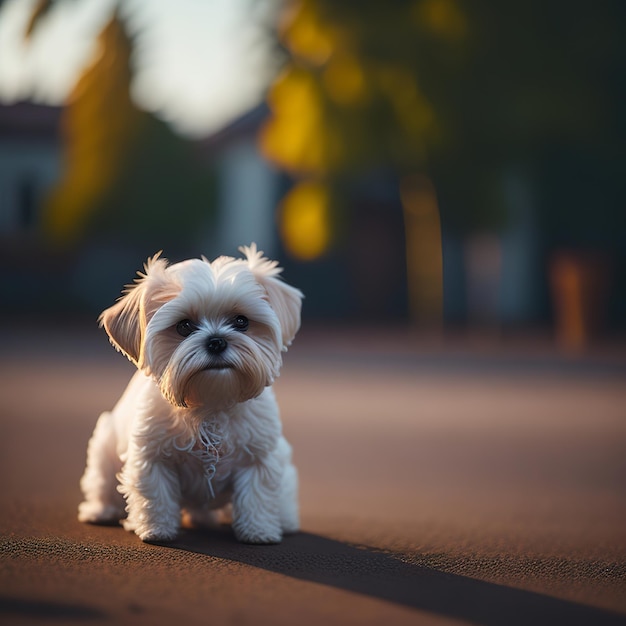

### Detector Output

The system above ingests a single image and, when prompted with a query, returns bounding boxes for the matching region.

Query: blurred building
[0,102,61,246]
[0,102,71,315]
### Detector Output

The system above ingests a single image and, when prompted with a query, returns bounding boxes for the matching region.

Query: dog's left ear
[240,244,303,349]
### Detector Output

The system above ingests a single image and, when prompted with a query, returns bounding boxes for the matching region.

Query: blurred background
[0,0,625,349]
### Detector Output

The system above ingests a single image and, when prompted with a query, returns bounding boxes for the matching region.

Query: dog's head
[99,244,303,409]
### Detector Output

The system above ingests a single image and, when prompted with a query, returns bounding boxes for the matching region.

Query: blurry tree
[428,1,625,241]
[41,12,142,244]
[28,7,215,251]
[261,0,626,322]
[261,0,469,322]
[262,0,458,175]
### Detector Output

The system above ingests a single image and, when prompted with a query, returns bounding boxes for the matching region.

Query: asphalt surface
[1,325,625,626]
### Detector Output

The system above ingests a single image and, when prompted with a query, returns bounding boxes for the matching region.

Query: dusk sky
[0,0,282,136]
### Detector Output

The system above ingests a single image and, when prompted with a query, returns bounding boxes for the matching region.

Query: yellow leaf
[261,65,333,173]
[323,53,369,106]
[279,180,331,260]
[412,0,467,40]
[280,0,335,65]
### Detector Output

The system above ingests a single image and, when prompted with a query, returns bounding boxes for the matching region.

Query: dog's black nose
[206,336,227,354]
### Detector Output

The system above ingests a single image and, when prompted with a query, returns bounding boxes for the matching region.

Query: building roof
[0,101,62,142]
[194,101,270,155]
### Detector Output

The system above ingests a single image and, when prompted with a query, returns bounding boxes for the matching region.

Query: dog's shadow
[161,527,625,626]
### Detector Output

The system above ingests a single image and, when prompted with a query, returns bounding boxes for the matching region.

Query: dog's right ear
[99,253,176,369]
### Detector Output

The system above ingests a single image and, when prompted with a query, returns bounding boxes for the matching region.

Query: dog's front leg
[119,446,181,542]
[78,411,125,524]
[231,458,283,544]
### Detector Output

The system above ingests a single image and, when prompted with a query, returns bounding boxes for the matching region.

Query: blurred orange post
[549,251,612,351]
[400,175,443,326]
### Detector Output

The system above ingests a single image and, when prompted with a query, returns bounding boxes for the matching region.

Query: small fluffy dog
[78,244,303,544]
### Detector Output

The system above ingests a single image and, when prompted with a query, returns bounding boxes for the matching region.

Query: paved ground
[1,324,625,625]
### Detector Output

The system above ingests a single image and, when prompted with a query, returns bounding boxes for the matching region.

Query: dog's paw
[280,521,300,535]
[137,529,178,543]
[133,524,179,543]
[78,501,123,525]
[279,509,300,535]
[233,523,282,545]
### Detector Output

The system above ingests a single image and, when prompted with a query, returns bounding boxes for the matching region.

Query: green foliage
[264,0,626,238]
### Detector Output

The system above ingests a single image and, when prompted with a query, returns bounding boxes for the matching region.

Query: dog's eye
[232,315,249,331]
[176,319,197,337]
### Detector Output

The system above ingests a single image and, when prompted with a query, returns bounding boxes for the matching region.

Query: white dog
[78,244,303,544]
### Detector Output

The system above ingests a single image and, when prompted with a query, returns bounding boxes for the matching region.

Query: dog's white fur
[78,244,303,544]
